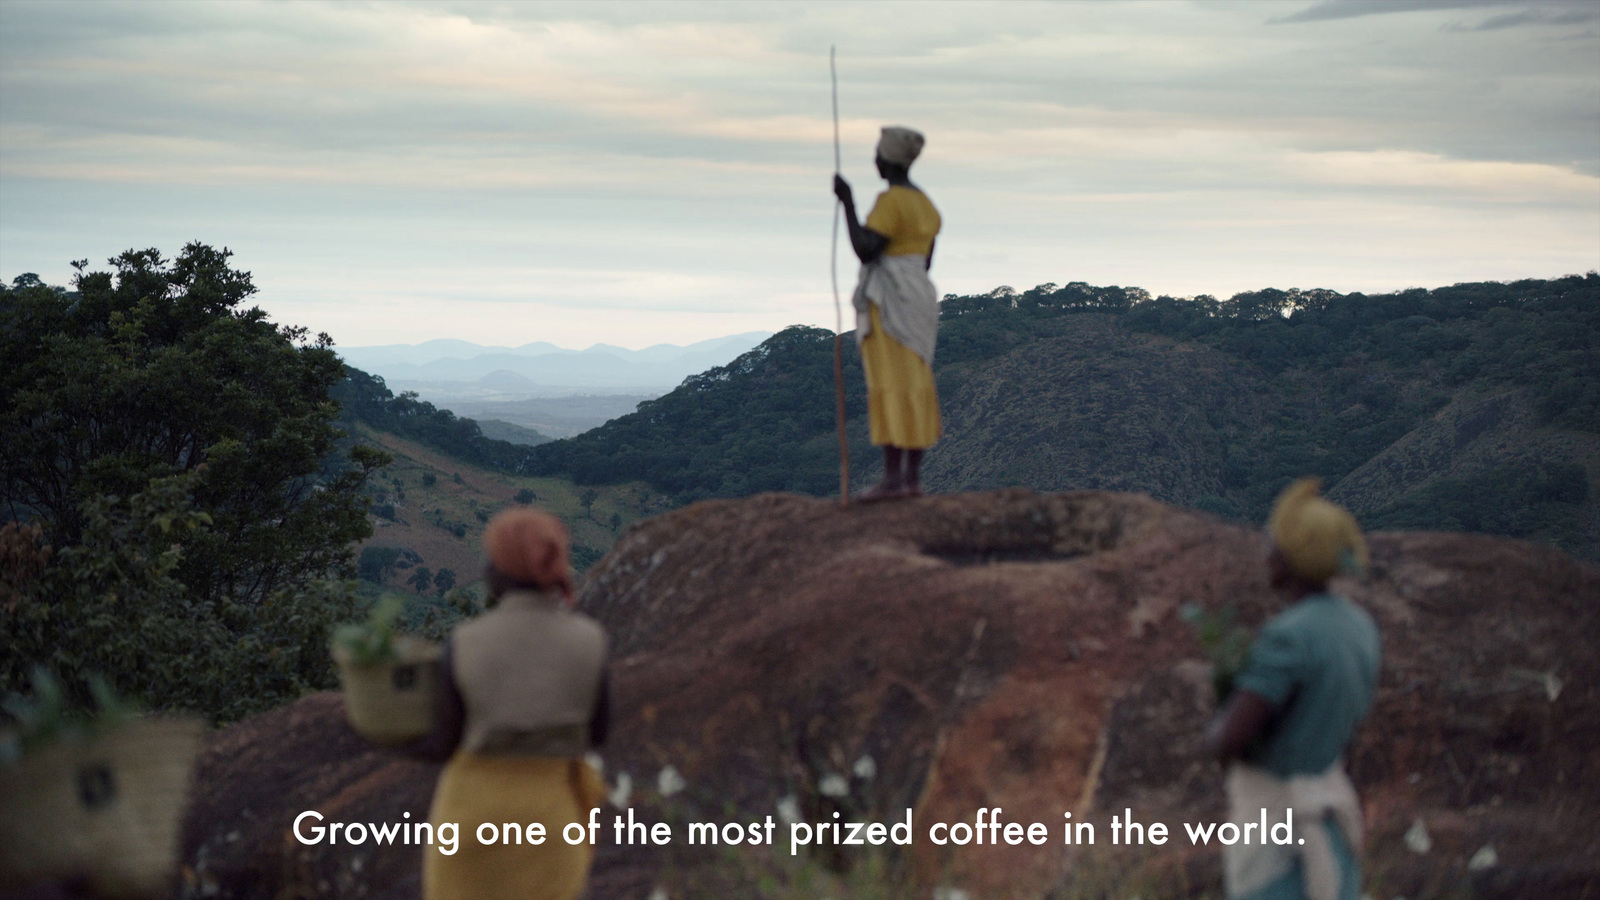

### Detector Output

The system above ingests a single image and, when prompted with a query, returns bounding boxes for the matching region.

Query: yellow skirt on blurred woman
[861,306,942,448]
[424,753,606,900]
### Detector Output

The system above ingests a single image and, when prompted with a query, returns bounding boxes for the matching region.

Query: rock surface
[179,490,1600,898]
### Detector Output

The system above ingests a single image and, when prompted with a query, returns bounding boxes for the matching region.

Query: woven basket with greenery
[331,598,440,745]
[0,673,201,898]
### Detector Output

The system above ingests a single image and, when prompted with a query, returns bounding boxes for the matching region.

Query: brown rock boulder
[179,490,1600,898]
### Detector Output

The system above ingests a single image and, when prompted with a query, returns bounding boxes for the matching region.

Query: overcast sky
[2,0,1596,349]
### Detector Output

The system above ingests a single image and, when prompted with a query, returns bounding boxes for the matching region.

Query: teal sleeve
[1233,622,1300,710]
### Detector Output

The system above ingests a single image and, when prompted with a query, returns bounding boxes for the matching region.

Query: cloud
[1282,149,1598,201]
[1273,0,1598,29]
[1,1,1595,346]
[1270,1,1509,24]
[1441,6,1599,30]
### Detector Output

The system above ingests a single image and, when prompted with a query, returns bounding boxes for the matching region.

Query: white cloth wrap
[877,126,925,165]
[1224,760,1364,900]
[852,254,939,367]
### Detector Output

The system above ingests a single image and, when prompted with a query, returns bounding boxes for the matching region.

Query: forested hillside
[521,326,877,500]
[523,275,1599,559]
[0,251,661,723]
[332,366,544,471]
[5,244,1593,732]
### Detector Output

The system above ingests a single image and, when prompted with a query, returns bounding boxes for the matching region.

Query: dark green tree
[358,546,403,583]
[408,566,433,593]
[433,567,457,595]
[1,244,389,718]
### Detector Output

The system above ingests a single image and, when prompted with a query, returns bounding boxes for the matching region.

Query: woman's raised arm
[833,175,888,264]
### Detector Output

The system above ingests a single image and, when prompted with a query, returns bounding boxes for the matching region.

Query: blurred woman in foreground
[412,507,609,900]
[1208,479,1380,900]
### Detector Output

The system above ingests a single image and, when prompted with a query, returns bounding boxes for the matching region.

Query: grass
[350,422,668,600]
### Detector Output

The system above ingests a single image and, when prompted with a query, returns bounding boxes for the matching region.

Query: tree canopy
[1,245,388,719]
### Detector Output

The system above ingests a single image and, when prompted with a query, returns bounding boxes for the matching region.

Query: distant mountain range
[446,396,659,440]
[337,332,773,401]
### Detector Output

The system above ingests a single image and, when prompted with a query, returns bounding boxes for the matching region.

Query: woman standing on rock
[411,507,610,900]
[1208,479,1380,900]
[833,126,943,501]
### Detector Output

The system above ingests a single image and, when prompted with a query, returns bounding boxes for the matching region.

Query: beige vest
[450,590,607,757]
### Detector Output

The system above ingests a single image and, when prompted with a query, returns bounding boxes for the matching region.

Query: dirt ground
[178,489,1600,899]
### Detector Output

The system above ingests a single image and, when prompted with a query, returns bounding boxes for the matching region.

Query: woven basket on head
[332,635,440,744]
[0,715,203,898]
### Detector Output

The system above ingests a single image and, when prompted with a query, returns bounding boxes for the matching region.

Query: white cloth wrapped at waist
[1224,760,1363,900]
[852,254,939,367]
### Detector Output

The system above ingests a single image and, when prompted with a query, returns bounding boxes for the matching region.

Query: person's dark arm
[589,668,611,749]
[1206,688,1274,763]
[833,175,889,264]
[405,638,465,762]
[926,237,936,272]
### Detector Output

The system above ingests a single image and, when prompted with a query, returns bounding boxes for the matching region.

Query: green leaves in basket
[332,595,407,666]
[0,667,139,764]
[1181,604,1253,704]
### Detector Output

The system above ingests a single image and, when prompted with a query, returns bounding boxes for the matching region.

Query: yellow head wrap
[1267,478,1368,583]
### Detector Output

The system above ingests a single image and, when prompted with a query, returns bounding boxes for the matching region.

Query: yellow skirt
[861,305,941,448]
[424,753,607,900]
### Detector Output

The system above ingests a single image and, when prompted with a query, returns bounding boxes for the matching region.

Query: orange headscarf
[483,507,573,599]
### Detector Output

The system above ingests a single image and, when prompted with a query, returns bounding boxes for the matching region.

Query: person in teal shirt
[1209,478,1381,900]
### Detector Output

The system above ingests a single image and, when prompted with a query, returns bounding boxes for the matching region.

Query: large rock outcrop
[179,490,1600,898]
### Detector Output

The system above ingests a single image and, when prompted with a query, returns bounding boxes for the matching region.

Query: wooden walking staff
[830,45,851,506]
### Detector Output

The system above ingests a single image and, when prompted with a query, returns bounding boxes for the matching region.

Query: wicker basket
[0,716,203,898]
[332,635,440,744]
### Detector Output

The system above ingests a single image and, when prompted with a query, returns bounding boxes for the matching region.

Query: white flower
[1468,845,1498,871]
[1544,671,1563,702]
[852,755,877,780]
[657,765,686,798]
[932,888,970,900]
[818,773,849,798]
[776,794,802,825]
[609,772,632,809]
[1403,818,1431,854]
[585,752,605,777]
[647,889,669,900]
